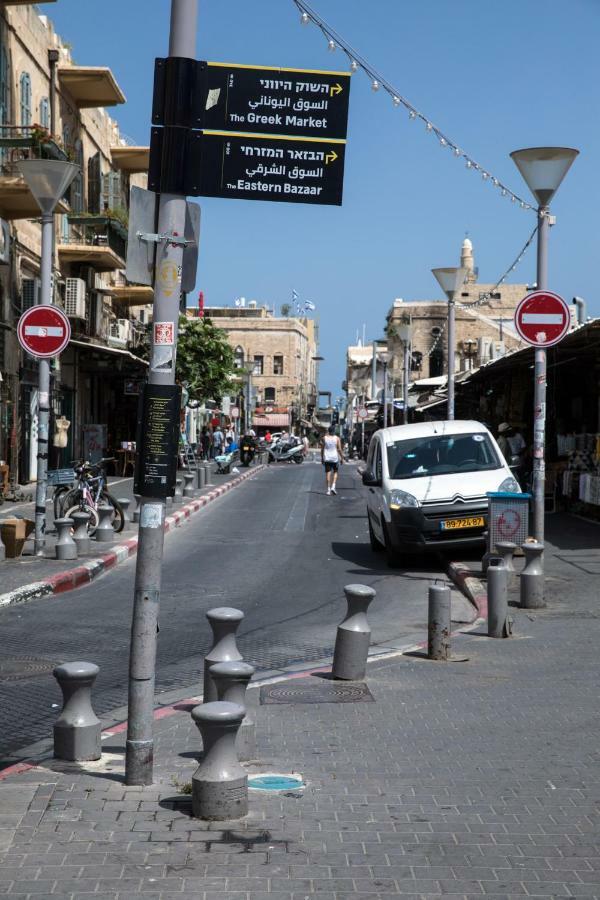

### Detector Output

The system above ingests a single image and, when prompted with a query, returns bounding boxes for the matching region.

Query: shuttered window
[19,72,31,127]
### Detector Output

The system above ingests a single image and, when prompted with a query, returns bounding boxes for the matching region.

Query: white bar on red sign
[521,314,564,324]
[24,326,65,337]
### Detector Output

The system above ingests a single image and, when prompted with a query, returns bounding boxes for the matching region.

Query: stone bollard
[427,584,451,660]
[203,607,244,702]
[332,584,376,680]
[210,661,256,761]
[132,493,142,523]
[197,464,206,490]
[191,701,247,820]
[94,504,114,542]
[71,511,91,555]
[204,463,212,487]
[183,471,195,498]
[487,558,512,638]
[54,517,77,561]
[495,541,516,586]
[173,477,184,504]
[53,661,101,761]
[520,540,545,609]
[117,497,131,529]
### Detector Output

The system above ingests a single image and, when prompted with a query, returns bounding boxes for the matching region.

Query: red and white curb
[0,465,265,610]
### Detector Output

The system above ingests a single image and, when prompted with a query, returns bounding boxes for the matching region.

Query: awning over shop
[253,413,290,427]
[69,339,148,366]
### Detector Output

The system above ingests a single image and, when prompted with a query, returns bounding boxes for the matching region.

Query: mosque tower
[460,236,478,283]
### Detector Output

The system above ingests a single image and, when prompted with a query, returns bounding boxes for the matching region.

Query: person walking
[212,425,224,459]
[321,425,343,495]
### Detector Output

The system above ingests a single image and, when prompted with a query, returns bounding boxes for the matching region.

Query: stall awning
[253,413,290,427]
[69,339,148,366]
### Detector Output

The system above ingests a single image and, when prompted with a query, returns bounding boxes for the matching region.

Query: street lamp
[17,159,79,555]
[379,350,392,429]
[510,146,578,546]
[397,321,411,425]
[431,266,468,421]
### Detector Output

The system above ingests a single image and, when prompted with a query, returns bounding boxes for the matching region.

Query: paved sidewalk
[0,518,599,898]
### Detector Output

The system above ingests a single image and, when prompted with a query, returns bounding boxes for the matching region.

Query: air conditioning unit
[21,276,41,311]
[477,337,492,362]
[491,341,505,359]
[64,277,87,319]
[108,318,130,348]
[0,219,10,265]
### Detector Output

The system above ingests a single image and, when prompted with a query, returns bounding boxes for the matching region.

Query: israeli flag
[303,300,316,311]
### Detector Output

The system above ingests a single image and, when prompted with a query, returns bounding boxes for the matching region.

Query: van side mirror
[362,469,381,487]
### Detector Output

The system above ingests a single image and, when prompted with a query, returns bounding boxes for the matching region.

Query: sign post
[358,407,368,459]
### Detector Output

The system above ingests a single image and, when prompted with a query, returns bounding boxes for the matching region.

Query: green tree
[175,315,235,403]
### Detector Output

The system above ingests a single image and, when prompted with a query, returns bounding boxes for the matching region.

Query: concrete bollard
[54,517,77,561]
[173,477,184,504]
[197,464,206,490]
[117,497,131,529]
[132,493,142,523]
[332,584,376,680]
[203,607,244,702]
[204,463,212,486]
[210,661,256,761]
[71,511,91,555]
[487,558,512,638]
[183,471,195,498]
[53,661,101,761]
[191,701,247,820]
[427,584,451,660]
[94,504,114,542]
[520,540,545,609]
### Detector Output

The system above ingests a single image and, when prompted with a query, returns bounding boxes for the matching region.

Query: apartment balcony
[109,283,154,307]
[58,214,127,272]
[58,66,126,109]
[111,146,149,173]
[0,126,69,219]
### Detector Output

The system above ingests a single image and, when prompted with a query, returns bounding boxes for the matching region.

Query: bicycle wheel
[64,502,100,535]
[101,492,125,533]
[57,488,80,518]
[53,486,69,521]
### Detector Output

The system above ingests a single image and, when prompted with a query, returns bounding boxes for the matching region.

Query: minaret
[461,236,477,283]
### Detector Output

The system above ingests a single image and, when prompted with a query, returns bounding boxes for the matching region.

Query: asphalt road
[0,460,453,762]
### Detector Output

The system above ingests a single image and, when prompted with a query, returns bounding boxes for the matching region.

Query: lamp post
[431,267,468,421]
[398,321,411,425]
[510,147,578,543]
[17,159,79,555]
[380,351,392,428]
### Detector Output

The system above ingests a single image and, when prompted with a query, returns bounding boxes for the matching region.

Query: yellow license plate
[440,516,485,531]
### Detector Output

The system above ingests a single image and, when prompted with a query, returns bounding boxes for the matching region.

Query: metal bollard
[197,464,206,490]
[495,541,516,586]
[94,504,114,542]
[173,477,183,504]
[428,584,451,660]
[54,517,77,561]
[204,463,212,486]
[481,530,493,575]
[520,540,545,609]
[183,471,195,498]
[191,701,247,820]
[332,584,376,680]
[210,661,256,761]
[117,498,131,531]
[487,557,512,638]
[203,607,244,702]
[71,511,91,555]
[132,493,142,523]
[53,661,101,761]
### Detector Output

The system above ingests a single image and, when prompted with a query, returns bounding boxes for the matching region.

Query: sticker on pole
[17,305,71,359]
[514,291,570,348]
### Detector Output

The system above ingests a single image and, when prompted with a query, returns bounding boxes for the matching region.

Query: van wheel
[382,520,403,568]
[368,515,384,552]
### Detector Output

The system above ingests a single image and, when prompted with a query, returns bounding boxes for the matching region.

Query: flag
[292,289,299,300]
[303,300,316,312]
[198,290,204,317]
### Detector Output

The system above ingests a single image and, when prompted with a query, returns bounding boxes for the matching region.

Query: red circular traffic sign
[358,407,368,420]
[17,305,71,359]
[514,290,570,348]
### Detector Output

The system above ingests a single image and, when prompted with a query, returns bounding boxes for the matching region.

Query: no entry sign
[17,305,71,359]
[514,291,570,348]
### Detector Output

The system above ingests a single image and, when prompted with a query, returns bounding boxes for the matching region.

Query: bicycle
[58,458,125,534]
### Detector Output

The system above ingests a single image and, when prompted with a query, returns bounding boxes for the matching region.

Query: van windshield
[386,432,501,480]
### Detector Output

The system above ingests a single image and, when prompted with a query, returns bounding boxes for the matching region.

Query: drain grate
[0,657,57,682]
[260,682,374,705]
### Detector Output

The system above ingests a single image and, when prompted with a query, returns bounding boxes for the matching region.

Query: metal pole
[402,338,409,425]
[361,420,365,458]
[371,339,377,400]
[33,212,54,555]
[533,206,549,543]
[125,0,198,787]
[447,295,455,420]
[382,362,388,429]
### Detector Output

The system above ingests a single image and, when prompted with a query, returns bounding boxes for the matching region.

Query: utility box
[0,517,35,558]
[487,492,531,549]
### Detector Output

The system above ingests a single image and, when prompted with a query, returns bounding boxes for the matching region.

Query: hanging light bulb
[510,195,516,203]
[439,137,447,147]
[350,59,359,72]
[408,110,417,120]
[520,201,527,209]
[425,121,433,131]
[371,79,380,91]
[453,147,461,156]
[327,38,336,51]
[492,178,499,187]
[392,95,401,107]
[501,188,507,197]
[465,159,472,169]
[482,171,489,181]
[300,11,310,25]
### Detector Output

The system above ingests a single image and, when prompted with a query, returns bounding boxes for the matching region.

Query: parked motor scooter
[268,440,304,464]
[240,434,256,467]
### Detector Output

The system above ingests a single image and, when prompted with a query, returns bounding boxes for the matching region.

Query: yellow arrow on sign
[325,150,338,165]
[329,83,343,97]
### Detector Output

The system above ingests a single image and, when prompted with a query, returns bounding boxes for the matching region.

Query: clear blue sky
[48,0,600,397]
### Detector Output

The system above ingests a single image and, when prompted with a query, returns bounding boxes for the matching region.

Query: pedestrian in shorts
[321,425,343,495]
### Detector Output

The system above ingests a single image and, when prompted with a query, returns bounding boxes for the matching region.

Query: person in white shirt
[321,426,343,495]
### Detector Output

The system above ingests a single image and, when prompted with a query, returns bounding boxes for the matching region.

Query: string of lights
[292,0,534,211]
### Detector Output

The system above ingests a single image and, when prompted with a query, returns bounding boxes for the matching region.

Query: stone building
[0,2,151,484]
[385,238,530,401]
[196,303,319,433]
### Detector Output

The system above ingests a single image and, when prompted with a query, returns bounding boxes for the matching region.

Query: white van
[363,420,520,564]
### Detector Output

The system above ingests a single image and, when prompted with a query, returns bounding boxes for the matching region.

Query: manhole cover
[260,682,374,705]
[0,657,57,682]
[248,774,304,791]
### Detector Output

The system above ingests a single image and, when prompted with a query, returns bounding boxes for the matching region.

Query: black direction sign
[134,383,181,498]
[201,62,351,140]
[197,131,346,206]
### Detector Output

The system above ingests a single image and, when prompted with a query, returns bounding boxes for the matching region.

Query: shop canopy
[253,413,290,428]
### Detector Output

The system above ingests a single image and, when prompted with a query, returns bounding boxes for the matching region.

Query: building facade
[0,2,151,485]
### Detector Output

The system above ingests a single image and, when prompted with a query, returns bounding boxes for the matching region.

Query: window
[386,432,501,481]
[233,346,244,369]
[264,387,276,403]
[253,354,264,375]
[19,72,31,127]
[39,97,49,130]
[429,348,443,378]
[411,350,423,372]
[0,26,10,128]
[87,152,101,213]
[273,354,284,375]
[70,139,84,212]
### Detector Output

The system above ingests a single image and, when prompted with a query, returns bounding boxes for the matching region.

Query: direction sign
[358,407,369,420]
[514,291,571,348]
[201,63,351,140]
[17,305,71,359]
[198,131,346,206]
